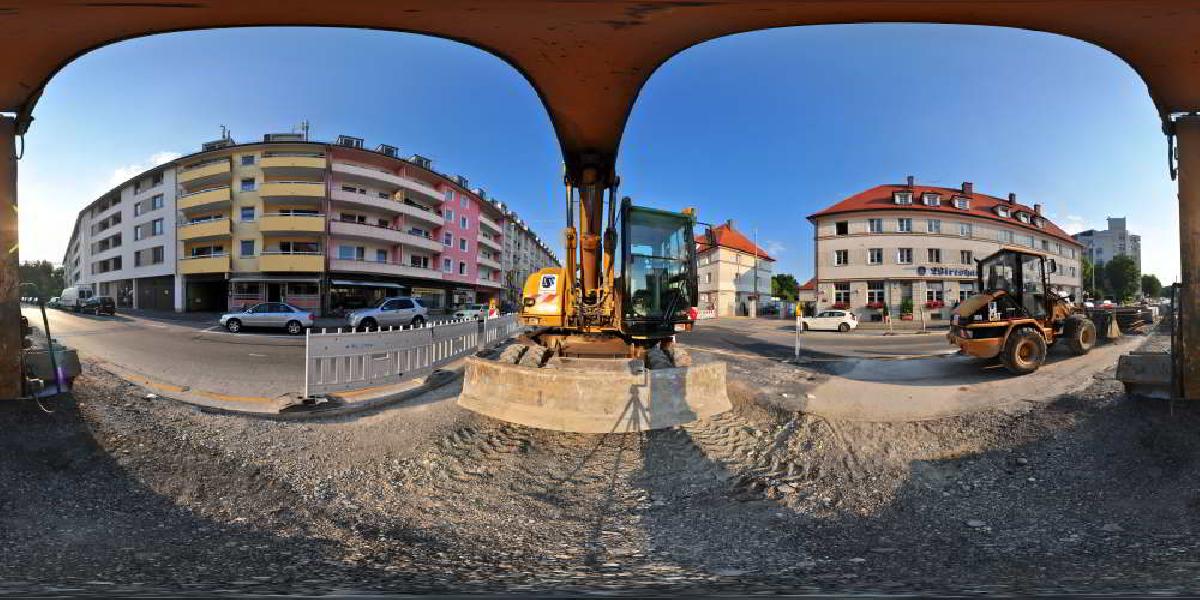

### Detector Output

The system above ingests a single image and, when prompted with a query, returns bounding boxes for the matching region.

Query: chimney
[1033,203,1042,215]
[906,175,915,188]
[1008,192,1017,204]
[962,181,973,195]
[725,218,735,229]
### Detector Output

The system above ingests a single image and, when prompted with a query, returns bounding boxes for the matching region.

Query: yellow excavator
[458,168,731,433]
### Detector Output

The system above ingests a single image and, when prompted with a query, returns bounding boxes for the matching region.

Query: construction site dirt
[2,328,1197,595]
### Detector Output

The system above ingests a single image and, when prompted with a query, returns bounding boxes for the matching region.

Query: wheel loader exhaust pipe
[458,356,731,433]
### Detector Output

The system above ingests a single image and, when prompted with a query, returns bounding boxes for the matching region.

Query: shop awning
[330,280,406,289]
[229,275,321,283]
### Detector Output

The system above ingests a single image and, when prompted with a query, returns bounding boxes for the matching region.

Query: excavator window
[622,205,695,323]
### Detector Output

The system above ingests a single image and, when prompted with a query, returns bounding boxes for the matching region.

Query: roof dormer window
[921,192,941,206]
[995,205,1010,218]
[893,191,913,205]
[1034,217,1045,228]
[1016,212,1031,224]
[953,196,970,210]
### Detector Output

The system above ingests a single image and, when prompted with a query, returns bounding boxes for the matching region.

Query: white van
[59,286,93,312]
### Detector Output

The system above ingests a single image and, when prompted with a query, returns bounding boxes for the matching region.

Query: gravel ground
[3,327,1200,595]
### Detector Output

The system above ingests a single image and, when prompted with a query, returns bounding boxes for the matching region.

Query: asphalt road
[21,306,305,399]
[679,317,956,360]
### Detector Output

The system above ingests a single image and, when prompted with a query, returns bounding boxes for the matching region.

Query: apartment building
[63,132,546,314]
[1073,217,1142,287]
[61,166,179,310]
[696,220,775,316]
[808,178,1084,321]
[499,210,559,305]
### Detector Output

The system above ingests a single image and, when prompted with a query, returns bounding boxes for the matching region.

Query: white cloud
[108,151,181,187]
[1059,215,1095,236]
[763,240,786,257]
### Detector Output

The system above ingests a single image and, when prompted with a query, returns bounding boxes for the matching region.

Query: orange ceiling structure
[3,1,1200,175]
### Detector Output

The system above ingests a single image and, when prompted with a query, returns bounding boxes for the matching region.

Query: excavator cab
[620,201,698,337]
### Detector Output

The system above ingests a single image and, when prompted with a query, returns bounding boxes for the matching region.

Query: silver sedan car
[220,302,314,335]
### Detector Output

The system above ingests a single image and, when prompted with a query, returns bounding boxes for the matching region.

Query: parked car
[80,295,116,315]
[59,286,93,312]
[800,309,858,332]
[452,303,488,320]
[47,297,61,309]
[347,296,428,329]
[220,302,314,335]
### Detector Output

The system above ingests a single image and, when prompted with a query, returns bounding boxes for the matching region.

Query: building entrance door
[267,283,283,303]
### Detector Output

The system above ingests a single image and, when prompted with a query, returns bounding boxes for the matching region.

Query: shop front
[228,276,322,313]
[328,279,407,316]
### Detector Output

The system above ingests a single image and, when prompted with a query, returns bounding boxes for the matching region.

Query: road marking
[248,353,267,357]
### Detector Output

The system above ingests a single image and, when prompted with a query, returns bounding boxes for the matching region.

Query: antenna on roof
[294,120,311,140]
[219,124,230,140]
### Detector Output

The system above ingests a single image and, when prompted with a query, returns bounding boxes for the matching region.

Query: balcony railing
[477,234,502,251]
[329,257,444,280]
[259,213,326,233]
[178,186,232,211]
[179,253,230,274]
[179,159,231,186]
[178,217,231,240]
[261,154,326,172]
[259,251,325,272]
[476,276,503,288]
[259,180,326,200]
[478,214,501,232]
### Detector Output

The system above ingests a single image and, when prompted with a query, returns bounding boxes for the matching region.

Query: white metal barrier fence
[304,314,521,397]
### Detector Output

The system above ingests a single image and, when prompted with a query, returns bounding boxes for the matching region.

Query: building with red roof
[695,219,774,316]
[807,177,1084,321]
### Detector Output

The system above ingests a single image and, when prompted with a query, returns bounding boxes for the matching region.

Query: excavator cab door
[619,200,697,336]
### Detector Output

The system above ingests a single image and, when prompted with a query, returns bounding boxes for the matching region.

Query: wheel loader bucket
[457,356,731,433]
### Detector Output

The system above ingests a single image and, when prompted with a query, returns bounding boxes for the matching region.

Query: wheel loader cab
[619,200,698,338]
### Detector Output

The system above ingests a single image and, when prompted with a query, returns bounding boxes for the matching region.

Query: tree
[18,260,64,300]
[771,273,799,301]
[1104,254,1140,302]
[1081,257,1104,299]
[1141,273,1163,299]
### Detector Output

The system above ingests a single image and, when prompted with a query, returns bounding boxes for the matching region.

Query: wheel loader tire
[1063,315,1096,356]
[667,346,692,367]
[1000,327,1047,375]
[646,347,672,370]
[518,345,549,368]
[498,344,527,364]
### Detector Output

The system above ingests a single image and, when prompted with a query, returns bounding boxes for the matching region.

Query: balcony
[476,276,503,288]
[331,187,403,213]
[178,186,232,212]
[260,154,326,177]
[400,231,444,252]
[260,252,325,272]
[331,219,406,244]
[477,254,501,270]
[332,162,405,189]
[478,214,501,233]
[179,254,230,274]
[259,213,327,233]
[477,234,502,252]
[330,258,444,281]
[178,218,231,241]
[259,181,326,204]
[398,177,443,202]
[397,202,442,226]
[178,159,231,187]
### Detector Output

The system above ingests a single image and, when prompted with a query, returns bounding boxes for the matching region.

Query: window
[1017,212,1031,224]
[1001,230,1014,243]
[241,207,255,222]
[151,172,163,186]
[893,191,913,205]
[959,282,976,302]
[151,194,164,210]
[443,232,453,246]
[927,219,941,234]
[460,195,468,208]
[338,245,365,260]
[996,206,1010,218]
[445,209,454,223]
[867,281,885,304]
[443,189,455,203]
[1056,242,1063,255]
[460,216,469,229]
[1041,240,1050,251]
[835,221,849,235]
[376,249,388,263]
[897,218,912,233]
[111,256,122,271]
[927,248,942,263]
[953,197,970,210]
[834,249,849,266]
[133,225,143,241]
[241,155,255,166]
[151,218,164,236]
[279,241,320,254]
[868,248,883,265]
[458,261,467,275]
[959,223,972,237]
[190,245,224,257]
[288,283,319,296]
[410,254,430,269]
[134,250,143,267]
[378,218,389,228]
[442,258,452,272]
[459,238,468,251]
[151,246,164,264]
[704,272,712,284]
[926,282,945,303]
[240,177,256,192]
[834,282,851,304]
[342,185,365,195]
[960,250,973,264]
[134,202,143,217]
[868,218,883,233]
[340,213,367,224]
[922,193,941,206]
[240,240,255,257]
[897,248,913,264]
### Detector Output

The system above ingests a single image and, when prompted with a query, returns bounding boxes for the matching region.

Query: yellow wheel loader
[458,170,731,433]
[948,248,1099,375]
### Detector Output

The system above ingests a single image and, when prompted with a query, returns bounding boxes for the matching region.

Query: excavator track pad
[457,350,731,434]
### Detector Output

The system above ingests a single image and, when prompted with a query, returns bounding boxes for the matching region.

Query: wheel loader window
[624,207,692,320]
[1021,254,1047,318]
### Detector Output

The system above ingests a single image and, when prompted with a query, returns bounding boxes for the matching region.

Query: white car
[800,309,858,332]
[452,303,488,320]
[347,296,428,329]
[221,302,314,335]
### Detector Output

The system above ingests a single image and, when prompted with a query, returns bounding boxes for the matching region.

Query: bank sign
[916,266,975,278]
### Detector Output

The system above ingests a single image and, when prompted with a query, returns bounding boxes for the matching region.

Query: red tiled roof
[808,183,1082,246]
[798,277,815,291]
[695,223,775,261]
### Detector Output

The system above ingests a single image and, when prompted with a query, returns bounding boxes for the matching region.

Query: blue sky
[18,24,1179,282]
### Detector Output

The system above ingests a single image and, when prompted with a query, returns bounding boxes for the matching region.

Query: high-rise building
[499,210,559,305]
[1072,216,1142,278]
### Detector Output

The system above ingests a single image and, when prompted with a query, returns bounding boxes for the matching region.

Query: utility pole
[752,227,759,318]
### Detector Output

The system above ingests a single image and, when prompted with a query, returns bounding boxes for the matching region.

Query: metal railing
[304,314,521,396]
